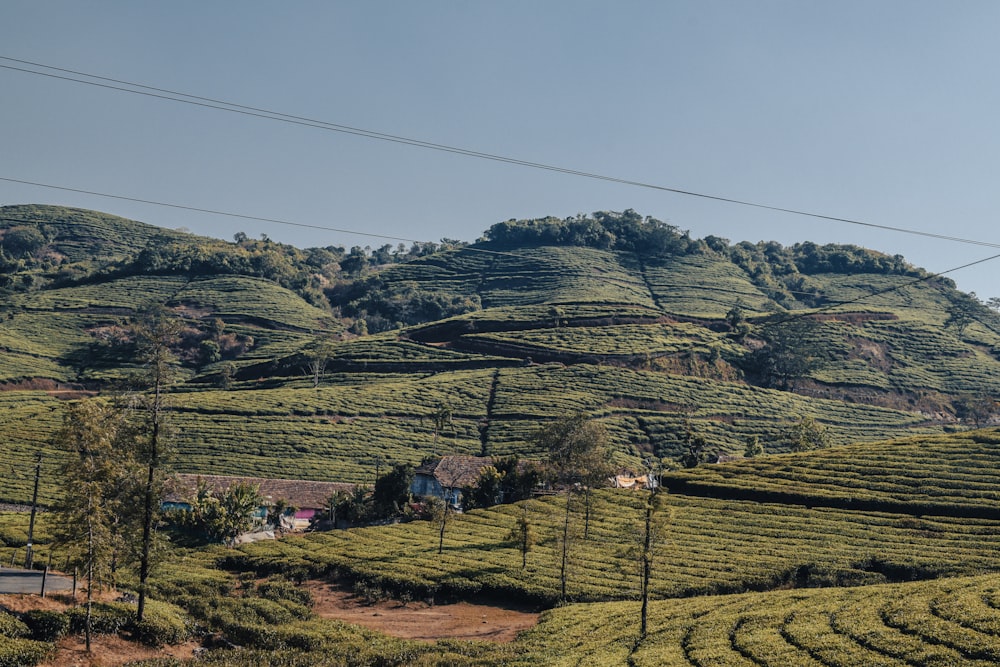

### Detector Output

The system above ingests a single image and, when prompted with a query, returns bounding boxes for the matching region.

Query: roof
[167,474,355,510]
[414,455,493,489]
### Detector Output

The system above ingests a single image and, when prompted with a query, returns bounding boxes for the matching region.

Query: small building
[410,455,493,508]
[612,473,653,489]
[167,474,355,530]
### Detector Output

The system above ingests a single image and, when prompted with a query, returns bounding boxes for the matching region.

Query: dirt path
[305,581,542,643]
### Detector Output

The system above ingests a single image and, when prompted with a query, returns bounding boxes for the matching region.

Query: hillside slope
[0,206,998,504]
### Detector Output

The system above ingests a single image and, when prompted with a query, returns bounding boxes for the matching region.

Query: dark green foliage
[791,241,915,276]
[740,317,823,390]
[484,209,691,256]
[785,416,831,452]
[168,480,264,545]
[0,226,46,257]
[372,463,414,518]
[465,457,544,510]
[0,637,51,667]
[65,602,134,635]
[953,393,997,428]
[0,613,29,639]
[19,611,67,642]
[680,430,708,468]
[333,277,481,332]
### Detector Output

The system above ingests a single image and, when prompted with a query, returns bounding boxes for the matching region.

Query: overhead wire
[3,56,1000,338]
[3,55,1000,253]
[2,186,997,329]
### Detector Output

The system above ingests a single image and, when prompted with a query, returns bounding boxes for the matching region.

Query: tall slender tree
[638,487,671,643]
[506,505,535,570]
[131,305,181,623]
[536,414,614,538]
[533,414,613,600]
[54,400,131,652]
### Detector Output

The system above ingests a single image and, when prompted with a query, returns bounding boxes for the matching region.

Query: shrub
[0,612,28,640]
[19,610,67,642]
[65,602,133,635]
[256,579,313,608]
[0,636,51,667]
[132,601,192,646]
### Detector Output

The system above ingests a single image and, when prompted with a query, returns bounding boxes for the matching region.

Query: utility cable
[3,56,1000,252]
[3,178,999,324]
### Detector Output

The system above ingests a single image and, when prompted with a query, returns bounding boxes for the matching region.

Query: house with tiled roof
[167,474,355,528]
[410,455,493,508]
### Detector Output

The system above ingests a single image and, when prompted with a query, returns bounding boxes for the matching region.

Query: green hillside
[663,428,1000,516]
[1,205,999,508]
[0,204,195,263]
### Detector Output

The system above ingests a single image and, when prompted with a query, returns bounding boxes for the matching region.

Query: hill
[0,205,999,505]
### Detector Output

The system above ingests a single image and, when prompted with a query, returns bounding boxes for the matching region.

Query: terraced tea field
[518,573,1000,666]
[232,489,1000,605]
[663,428,1000,516]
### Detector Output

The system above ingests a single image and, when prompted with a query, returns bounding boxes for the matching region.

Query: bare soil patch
[305,581,541,643]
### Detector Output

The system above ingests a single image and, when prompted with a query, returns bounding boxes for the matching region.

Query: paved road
[0,569,72,594]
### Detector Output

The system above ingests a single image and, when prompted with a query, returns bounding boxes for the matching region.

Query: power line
[3,178,998,324]
[0,177,422,245]
[3,55,1000,252]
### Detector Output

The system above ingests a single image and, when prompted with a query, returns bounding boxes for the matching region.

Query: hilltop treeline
[486,209,925,278]
[0,205,939,333]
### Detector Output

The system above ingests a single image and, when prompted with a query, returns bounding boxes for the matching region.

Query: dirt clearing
[305,581,542,643]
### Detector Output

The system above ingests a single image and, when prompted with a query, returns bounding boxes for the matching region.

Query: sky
[2,1,1000,299]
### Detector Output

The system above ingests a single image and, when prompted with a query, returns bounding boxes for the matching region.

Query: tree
[744,318,822,390]
[945,292,984,336]
[556,490,577,602]
[304,333,338,388]
[428,405,453,444]
[429,461,475,555]
[216,483,264,544]
[725,300,750,340]
[372,463,413,519]
[266,498,298,535]
[535,414,614,538]
[637,487,671,643]
[744,435,765,458]
[178,480,263,545]
[131,305,182,622]
[787,416,830,452]
[463,465,505,510]
[506,506,536,569]
[1,226,45,257]
[681,431,708,468]
[53,400,133,652]
[953,393,997,429]
[533,414,613,599]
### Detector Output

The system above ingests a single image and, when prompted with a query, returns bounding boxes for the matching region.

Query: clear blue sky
[3,1,999,299]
